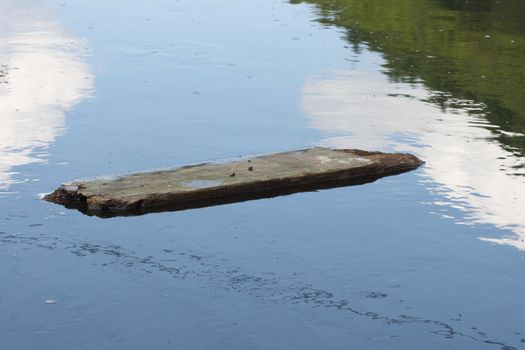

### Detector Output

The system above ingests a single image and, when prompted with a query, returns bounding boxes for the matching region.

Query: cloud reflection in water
[0,1,94,192]
[301,53,525,250]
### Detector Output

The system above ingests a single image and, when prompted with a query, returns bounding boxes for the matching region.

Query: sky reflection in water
[301,52,525,250]
[0,1,93,192]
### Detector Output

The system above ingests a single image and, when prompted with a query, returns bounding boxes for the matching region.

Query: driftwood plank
[44,147,423,217]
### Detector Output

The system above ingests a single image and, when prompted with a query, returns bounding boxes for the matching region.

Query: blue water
[1,1,524,349]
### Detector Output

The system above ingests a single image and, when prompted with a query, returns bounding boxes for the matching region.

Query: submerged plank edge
[44,147,423,217]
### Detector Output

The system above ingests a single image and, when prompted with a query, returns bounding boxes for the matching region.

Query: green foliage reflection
[291,0,525,152]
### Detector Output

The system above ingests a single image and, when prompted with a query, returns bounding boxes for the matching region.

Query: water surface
[1,1,524,349]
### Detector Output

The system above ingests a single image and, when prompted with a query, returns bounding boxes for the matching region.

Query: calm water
[1,0,524,349]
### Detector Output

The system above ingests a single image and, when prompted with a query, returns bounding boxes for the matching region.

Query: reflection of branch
[0,64,8,84]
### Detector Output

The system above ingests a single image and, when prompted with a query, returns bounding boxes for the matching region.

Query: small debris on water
[248,166,253,171]
[45,299,56,304]
[230,172,235,177]
[362,291,388,299]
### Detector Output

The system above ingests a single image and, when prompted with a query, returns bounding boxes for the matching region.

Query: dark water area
[0,0,524,349]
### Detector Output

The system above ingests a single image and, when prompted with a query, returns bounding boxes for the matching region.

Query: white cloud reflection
[0,1,93,192]
[301,54,525,250]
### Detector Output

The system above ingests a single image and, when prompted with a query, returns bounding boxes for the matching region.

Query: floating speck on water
[484,34,491,38]
[45,299,56,304]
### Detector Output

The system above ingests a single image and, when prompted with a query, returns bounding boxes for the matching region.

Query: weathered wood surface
[44,147,423,217]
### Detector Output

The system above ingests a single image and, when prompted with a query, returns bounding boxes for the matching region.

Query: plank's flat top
[66,147,373,199]
[45,147,422,216]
